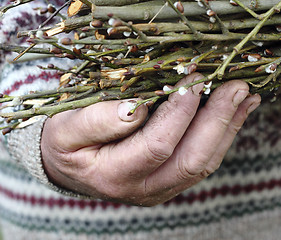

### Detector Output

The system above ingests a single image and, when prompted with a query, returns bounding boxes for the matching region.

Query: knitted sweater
[1,2,281,240]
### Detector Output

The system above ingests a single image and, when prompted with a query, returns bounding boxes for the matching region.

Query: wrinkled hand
[41,73,261,206]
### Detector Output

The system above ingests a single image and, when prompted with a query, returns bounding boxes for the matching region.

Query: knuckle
[54,151,77,176]
[229,123,242,135]
[217,115,231,128]
[201,162,222,178]
[144,137,174,162]
[176,158,197,180]
[211,163,221,172]
[176,152,211,180]
[200,168,214,178]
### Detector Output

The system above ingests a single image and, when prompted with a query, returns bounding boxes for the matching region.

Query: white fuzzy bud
[89,21,94,28]
[86,50,96,55]
[123,31,131,37]
[221,54,228,61]
[74,44,85,50]
[107,27,114,35]
[47,4,55,8]
[108,18,115,26]
[204,88,211,95]
[163,85,172,92]
[116,53,124,59]
[35,30,44,39]
[212,45,218,50]
[178,86,188,96]
[195,0,204,8]
[251,41,264,47]
[247,55,258,62]
[276,25,281,32]
[265,64,277,74]
[229,0,238,6]
[204,81,212,89]
[145,47,154,53]
[11,97,22,106]
[209,16,216,23]
[207,9,215,16]
[126,101,137,111]
[13,0,21,5]
[174,1,184,13]
[173,63,185,75]
[183,66,189,75]
[79,32,86,38]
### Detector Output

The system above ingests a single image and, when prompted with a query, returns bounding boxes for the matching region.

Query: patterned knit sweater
[1,1,281,240]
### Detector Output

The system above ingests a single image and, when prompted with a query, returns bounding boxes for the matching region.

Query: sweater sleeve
[7,116,90,198]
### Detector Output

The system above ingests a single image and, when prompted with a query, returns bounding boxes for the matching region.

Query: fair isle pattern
[2,207,281,240]
[0,59,75,97]
[1,155,281,240]
[4,210,281,240]
[0,0,65,46]
[0,0,47,69]
[0,0,65,69]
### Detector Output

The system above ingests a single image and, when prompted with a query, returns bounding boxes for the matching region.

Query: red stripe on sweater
[168,178,281,205]
[0,178,281,209]
[3,71,60,96]
[0,184,124,209]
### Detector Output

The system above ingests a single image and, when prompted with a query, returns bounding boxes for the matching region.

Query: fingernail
[118,100,137,122]
[232,89,249,107]
[247,98,261,115]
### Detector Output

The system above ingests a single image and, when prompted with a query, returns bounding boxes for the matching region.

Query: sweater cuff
[7,116,89,199]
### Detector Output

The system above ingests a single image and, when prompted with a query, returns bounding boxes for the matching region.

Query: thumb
[42,99,148,151]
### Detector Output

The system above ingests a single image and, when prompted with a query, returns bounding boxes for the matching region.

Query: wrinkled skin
[41,73,261,206]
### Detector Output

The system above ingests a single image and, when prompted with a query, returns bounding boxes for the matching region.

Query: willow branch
[198,0,229,35]
[0,85,94,104]
[40,11,281,37]
[229,57,279,72]
[39,0,71,28]
[0,86,148,120]
[216,1,281,79]
[92,0,149,6]
[0,44,52,55]
[166,0,198,35]
[249,67,281,88]
[0,0,34,15]
[232,0,262,20]
[33,31,281,47]
[89,0,281,21]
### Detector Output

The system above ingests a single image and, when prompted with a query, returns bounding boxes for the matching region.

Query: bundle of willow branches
[1,0,281,134]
